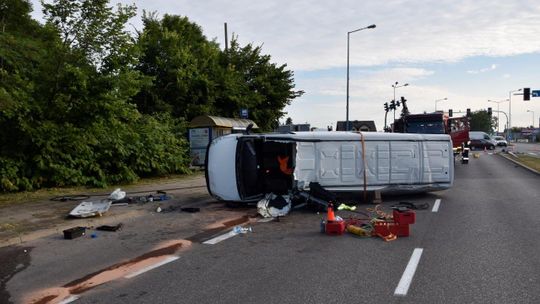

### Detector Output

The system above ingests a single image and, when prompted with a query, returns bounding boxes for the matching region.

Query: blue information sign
[240,108,248,118]
[532,90,540,98]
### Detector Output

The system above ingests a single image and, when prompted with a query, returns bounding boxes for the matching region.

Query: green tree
[469,110,496,133]
[133,13,221,119]
[1,0,192,192]
[285,117,293,125]
[215,37,303,131]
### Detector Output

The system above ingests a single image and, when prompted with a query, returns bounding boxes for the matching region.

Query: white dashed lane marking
[432,199,441,212]
[394,248,424,296]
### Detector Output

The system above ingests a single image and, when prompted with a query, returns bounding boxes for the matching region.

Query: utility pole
[224,22,228,52]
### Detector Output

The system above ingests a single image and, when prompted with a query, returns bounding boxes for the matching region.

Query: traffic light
[466,108,471,117]
[384,102,389,112]
[487,107,492,116]
[448,109,453,117]
[524,88,530,100]
[390,100,396,110]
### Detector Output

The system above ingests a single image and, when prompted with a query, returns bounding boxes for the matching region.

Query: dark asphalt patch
[0,245,32,304]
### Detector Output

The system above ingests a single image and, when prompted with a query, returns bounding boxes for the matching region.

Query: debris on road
[63,227,86,239]
[69,200,112,218]
[181,207,200,213]
[96,223,123,232]
[257,193,291,218]
[232,226,252,234]
[108,188,126,201]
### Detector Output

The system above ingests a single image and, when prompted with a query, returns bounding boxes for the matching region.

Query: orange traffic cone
[327,202,336,222]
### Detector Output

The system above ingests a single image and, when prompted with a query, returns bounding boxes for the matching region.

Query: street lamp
[527,110,535,128]
[488,99,509,133]
[508,88,522,133]
[346,24,376,131]
[434,98,447,111]
[391,82,408,130]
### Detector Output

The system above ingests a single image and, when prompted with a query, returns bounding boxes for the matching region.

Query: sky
[29,0,540,131]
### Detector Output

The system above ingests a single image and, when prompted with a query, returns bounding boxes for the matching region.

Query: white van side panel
[294,140,452,190]
[390,142,420,183]
[422,141,452,183]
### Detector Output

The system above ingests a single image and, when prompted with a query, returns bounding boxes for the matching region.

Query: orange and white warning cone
[327,202,336,222]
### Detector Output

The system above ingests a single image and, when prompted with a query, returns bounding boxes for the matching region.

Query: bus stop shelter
[189,115,258,166]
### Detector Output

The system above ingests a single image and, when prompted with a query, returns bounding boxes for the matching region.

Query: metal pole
[344,24,375,131]
[346,32,350,131]
[393,85,396,131]
[497,102,500,132]
[224,23,228,52]
[509,90,512,133]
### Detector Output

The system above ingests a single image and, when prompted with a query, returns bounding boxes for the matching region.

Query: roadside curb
[499,153,540,176]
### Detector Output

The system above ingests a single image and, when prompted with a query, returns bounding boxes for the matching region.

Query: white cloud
[29,0,540,71]
[467,64,498,74]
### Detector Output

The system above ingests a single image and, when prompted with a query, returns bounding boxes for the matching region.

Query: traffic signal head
[384,102,389,112]
[449,109,453,117]
[390,100,396,110]
[488,107,492,116]
[524,88,530,100]
[466,108,471,117]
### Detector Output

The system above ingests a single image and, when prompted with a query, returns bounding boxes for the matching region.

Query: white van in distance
[205,132,454,202]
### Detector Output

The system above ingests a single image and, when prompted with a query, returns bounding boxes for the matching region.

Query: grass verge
[506,154,540,172]
[0,171,204,207]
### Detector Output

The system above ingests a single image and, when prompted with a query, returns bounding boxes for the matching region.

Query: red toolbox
[393,209,416,225]
[325,221,346,236]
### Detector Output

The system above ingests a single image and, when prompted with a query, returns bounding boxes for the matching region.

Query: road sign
[532,90,540,98]
[240,108,248,118]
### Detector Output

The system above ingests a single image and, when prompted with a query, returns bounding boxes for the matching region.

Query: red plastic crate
[325,221,346,236]
[393,209,416,225]
[373,221,410,237]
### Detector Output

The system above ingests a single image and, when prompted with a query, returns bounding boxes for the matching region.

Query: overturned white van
[205,132,454,202]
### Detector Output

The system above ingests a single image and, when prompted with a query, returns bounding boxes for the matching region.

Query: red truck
[393,112,470,157]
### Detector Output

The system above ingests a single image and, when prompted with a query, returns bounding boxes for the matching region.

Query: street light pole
[391,82,408,131]
[488,99,509,133]
[508,88,522,135]
[434,97,447,111]
[527,110,535,128]
[346,24,376,131]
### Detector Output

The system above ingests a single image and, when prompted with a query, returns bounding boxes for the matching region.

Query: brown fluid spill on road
[27,240,191,304]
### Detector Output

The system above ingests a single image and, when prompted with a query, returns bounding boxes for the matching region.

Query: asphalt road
[4,152,540,304]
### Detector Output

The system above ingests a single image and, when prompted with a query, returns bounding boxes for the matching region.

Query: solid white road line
[124,256,179,279]
[257,217,274,223]
[58,295,80,304]
[394,248,424,296]
[202,230,238,245]
[432,199,441,212]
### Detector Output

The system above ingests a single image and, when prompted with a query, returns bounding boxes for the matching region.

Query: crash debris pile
[65,188,172,218]
[321,203,417,241]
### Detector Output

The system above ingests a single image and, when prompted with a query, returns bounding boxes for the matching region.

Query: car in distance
[492,136,508,146]
[469,139,495,150]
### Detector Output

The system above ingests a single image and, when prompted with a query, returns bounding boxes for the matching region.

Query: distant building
[336,120,377,132]
[277,123,311,133]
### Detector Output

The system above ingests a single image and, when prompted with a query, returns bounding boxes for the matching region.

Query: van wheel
[489,145,495,150]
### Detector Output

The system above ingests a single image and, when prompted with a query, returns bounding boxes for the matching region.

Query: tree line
[0,0,303,192]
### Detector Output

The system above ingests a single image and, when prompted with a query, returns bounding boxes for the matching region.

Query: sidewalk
[0,173,210,247]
